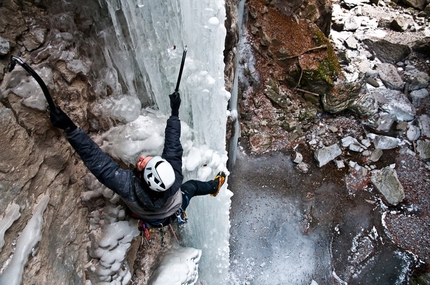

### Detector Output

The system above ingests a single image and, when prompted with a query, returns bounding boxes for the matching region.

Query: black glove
[50,106,77,133]
[169,91,181,117]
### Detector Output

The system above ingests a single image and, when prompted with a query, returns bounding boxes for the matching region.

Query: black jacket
[67,116,183,221]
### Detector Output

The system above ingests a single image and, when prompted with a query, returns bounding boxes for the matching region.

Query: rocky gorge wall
[0,1,147,284]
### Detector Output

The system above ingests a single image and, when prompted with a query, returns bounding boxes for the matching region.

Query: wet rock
[334,159,345,169]
[249,133,272,153]
[410,89,429,107]
[376,63,405,90]
[366,77,379,87]
[60,32,74,42]
[293,151,303,163]
[348,91,379,117]
[371,166,405,206]
[418,115,430,138]
[372,135,400,149]
[362,39,411,64]
[341,136,366,152]
[0,36,10,55]
[264,79,290,109]
[376,113,395,133]
[407,71,430,91]
[314,143,342,167]
[406,124,421,141]
[412,38,430,56]
[416,140,430,161]
[370,148,383,162]
[370,88,416,122]
[321,80,362,113]
[295,162,311,173]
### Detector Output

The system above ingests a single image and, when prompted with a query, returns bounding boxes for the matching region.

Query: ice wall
[95,1,232,284]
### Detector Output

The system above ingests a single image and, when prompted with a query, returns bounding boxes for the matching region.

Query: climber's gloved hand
[50,106,77,133]
[169,91,181,117]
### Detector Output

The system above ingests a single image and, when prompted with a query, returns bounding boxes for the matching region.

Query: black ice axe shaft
[174,46,187,93]
[9,56,56,110]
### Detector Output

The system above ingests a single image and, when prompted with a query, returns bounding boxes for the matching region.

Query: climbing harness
[135,208,187,246]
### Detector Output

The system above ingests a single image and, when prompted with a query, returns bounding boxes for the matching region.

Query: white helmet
[143,156,175,192]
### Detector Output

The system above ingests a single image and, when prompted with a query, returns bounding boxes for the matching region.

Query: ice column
[97,1,231,284]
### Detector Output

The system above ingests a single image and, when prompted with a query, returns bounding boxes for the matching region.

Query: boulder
[407,71,430,91]
[370,88,416,122]
[412,39,430,57]
[362,39,411,64]
[416,140,430,161]
[314,143,342,167]
[321,79,363,113]
[371,166,405,205]
[372,135,400,149]
[410,89,429,107]
[407,124,421,141]
[390,16,411,32]
[376,63,405,90]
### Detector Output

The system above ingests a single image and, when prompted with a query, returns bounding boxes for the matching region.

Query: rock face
[0,1,147,284]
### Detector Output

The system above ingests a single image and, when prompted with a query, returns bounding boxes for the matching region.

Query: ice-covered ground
[228,151,417,285]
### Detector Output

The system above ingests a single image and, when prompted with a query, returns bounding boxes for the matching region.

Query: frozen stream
[228,151,415,285]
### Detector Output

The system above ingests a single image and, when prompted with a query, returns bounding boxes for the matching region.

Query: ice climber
[50,91,226,228]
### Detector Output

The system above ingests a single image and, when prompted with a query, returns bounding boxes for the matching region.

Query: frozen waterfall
[94,1,232,284]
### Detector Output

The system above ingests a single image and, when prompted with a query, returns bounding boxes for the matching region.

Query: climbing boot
[211,171,226,197]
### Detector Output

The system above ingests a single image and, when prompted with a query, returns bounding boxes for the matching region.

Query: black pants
[181,179,218,210]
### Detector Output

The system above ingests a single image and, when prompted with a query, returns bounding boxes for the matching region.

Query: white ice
[148,246,202,285]
[94,1,232,283]
[0,195,49,285]
[0,203,21,250]
[1,66,52,111]
[86,205,140,284]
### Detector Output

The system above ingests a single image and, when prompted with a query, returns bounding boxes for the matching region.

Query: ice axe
[174,46,187,94]
[9,56,56,110]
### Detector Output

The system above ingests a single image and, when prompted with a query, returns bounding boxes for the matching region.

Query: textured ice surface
[0,203,20,250]
[96,0,231,283]
[0,195,49,285]
[149,246,202,285]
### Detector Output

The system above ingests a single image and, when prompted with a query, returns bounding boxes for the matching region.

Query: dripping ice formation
[0,196,49,285]
[93,0,232,284]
